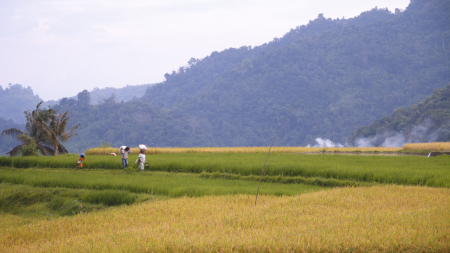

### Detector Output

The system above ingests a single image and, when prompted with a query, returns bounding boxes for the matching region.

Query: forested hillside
[143,0,450,146]
[0,118,23,155]
[349,84,450,146]
[0,84,43,123]
[8,0,449,153]
[43,83,156,107]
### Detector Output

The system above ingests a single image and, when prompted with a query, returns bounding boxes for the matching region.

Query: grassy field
[84,142,450,156]
[0,183,160,218]
[0,168,323,198]
[85,146,404,155]
[2,153,449,187]
[1,186,449,252]
[1,150,449,252]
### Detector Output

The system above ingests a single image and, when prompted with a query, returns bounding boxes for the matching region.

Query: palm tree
[35,111,80,155]
[1,102,55,156]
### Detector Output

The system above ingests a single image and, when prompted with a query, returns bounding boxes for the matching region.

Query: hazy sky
[0,0,410,101]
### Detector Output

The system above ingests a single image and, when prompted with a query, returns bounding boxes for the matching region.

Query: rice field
[1,145,450,251]
[403,142,450,152]
[0,168,323,197]
[85,146,403,155]
[1,186,449,252]
[2,153,449,187]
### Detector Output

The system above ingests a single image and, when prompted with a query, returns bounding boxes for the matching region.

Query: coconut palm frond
[60,124,80,142]
[1,128,24,140]
[6,145,24,156]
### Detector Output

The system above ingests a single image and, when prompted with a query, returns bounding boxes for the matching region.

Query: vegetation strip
[1,153,449,187]
[0,168,324,197]
[86,146,403,155]
[0,183,156,218]
[199,172,372,187]
[1,186,449,252]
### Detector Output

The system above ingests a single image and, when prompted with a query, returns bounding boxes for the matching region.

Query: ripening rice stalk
[1,186,449,252]
[403,142,450,151]
[85,146,402,155]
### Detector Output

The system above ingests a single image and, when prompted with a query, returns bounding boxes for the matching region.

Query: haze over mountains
[1,0,449,154]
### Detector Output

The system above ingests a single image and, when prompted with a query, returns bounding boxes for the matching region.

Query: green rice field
[1,153,449,187]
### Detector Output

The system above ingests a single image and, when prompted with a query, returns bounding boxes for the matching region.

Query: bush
[19,134,39,157]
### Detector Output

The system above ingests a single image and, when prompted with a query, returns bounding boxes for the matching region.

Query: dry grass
[403,142,450,152]
[86,146,402,155]
[2,186,449,252]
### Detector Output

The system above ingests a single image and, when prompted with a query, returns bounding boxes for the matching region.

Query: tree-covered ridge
[0,84,43,124]
[29,0,450,152]
[0,118,23,155]
[349,84,450,146]
[51,96,216,152]
[143,6,396,108]
[143,0,450,146]
[43,83,156,108]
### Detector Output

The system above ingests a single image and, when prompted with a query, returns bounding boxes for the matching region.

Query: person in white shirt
[138,149,146,170]
[120,146,131,169]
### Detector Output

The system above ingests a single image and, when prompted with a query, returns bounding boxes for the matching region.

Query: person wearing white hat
[138,149,146,170]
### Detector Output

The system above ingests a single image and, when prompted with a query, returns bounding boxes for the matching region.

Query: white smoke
[307,138,344,148]
[354,119,446,147]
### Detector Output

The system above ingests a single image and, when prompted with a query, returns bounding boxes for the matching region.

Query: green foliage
[99,141,112,148]
[82,190,137,206]
[1,153,449,187]
[48,0,450,152]
[0,118,23,155]
[199,172,370,187]
[0,184,105,217]
[349,84,450,144]
[0,168,324,197]
[1,102,79,156]
[18,134,38,157]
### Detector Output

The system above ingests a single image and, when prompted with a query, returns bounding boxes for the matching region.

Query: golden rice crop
[403,142,450,152]
[2,186,449,252]
[86,146,402,155]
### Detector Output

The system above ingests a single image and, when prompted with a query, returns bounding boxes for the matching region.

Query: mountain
[43,83,156,107]
[0,84,43,124]
[6,0,450,153]
[349,84,450,147]
[0,118,23,155]
[142,0,450,146]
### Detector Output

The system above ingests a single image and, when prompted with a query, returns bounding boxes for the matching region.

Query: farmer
[138,149,146,170]
[77,153,85,168]
[120,146,132,169]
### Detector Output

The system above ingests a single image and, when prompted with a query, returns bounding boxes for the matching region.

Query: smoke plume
[307,138,344,148]
[354,119,449,147]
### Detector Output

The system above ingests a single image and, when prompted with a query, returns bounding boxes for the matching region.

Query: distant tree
[77,90,91,107]
[67,99,77,107]
[188,58,198,66]
[59,97,69,107]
